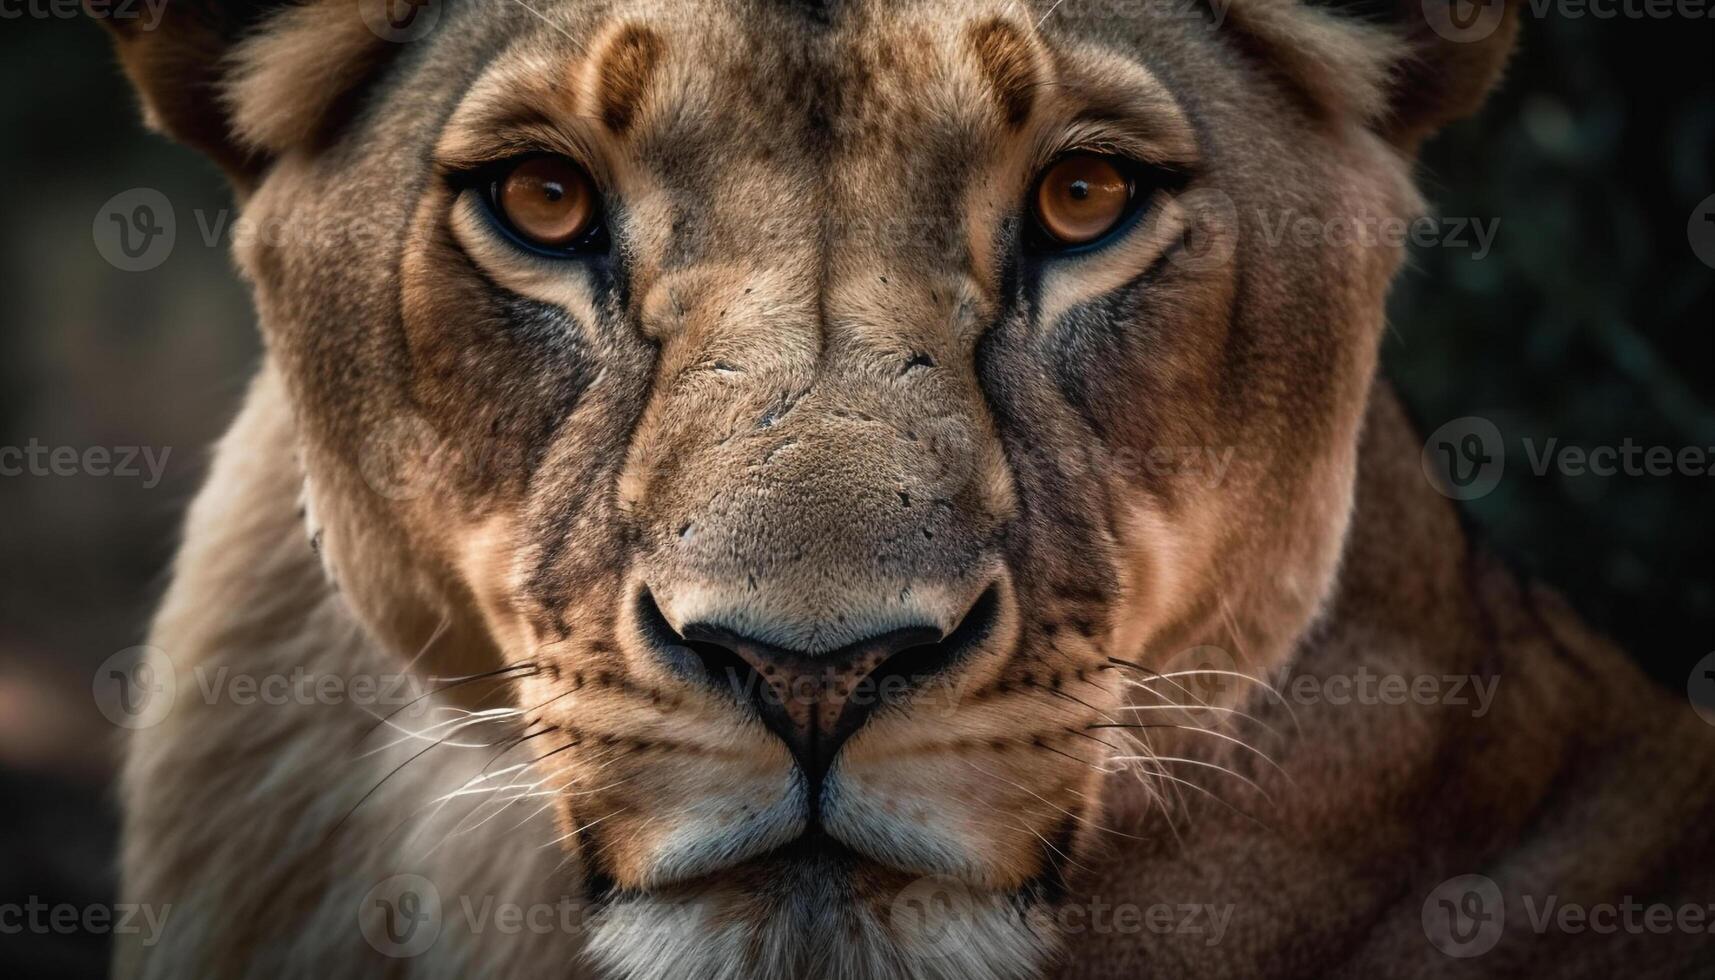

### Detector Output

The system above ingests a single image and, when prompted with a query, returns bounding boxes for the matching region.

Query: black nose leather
[639,589,998,787]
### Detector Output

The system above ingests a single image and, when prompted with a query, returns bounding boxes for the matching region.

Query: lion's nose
[637,588,998,788]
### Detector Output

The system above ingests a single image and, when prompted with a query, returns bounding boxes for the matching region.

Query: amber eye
[1032,154,1134,248]
[492,156,598,250]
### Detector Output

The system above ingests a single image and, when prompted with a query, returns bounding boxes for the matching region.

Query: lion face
[110,0,1491,973]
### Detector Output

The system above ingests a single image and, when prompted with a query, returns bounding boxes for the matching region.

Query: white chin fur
[584,875,1051,980]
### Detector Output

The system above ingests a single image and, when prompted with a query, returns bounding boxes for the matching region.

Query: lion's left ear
[1223,0,1520,153]
[91,0,402,188]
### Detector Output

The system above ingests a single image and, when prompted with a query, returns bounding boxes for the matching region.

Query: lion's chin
[582,838,1052,980]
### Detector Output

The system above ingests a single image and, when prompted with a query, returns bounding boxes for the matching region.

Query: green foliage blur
[1388,14,1713,677]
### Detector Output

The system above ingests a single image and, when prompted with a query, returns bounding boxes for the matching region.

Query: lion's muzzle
[633,583,1000,790]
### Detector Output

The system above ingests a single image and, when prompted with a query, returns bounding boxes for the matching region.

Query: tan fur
[98,1,1713,978]
[223,0,395,156]
[1218,0,1410,127]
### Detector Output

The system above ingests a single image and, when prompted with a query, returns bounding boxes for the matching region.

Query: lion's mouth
[583,823,1068,913]
[575,782,1080,921]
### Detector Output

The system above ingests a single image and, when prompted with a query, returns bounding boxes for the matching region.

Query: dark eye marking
[596,23,667,134]
[966,17,1039,129]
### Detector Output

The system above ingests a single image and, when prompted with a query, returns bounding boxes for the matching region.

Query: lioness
[98,0,1714,976]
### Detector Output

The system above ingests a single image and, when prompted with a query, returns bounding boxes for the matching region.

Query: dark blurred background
[0,7,1710,976]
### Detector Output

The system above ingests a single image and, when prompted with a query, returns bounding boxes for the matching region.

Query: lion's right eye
[1031,154,1135,250]
[488,155,603,253]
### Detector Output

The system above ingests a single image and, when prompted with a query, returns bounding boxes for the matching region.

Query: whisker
[1083,725,1186,834]
[357,661,540,743]
[395,615,453,677]
[474,724,559,775]
[429,767,533,803]
[1104,660,1227,724]
[1121,763,1272,829]
[505,770,644,839]
[1012,815,1097,878]
[330,738,458,841]
[360,707,525,756]
[1110,658,1286,704]
[1112,753,1274,804]
[1115,701,1281,739]
[426,777,563,855]
[335,709,537,841]
[544,809,623,852]
[392,738,625,854]
[963,758,1150,841]
[1035,739,1099,771]
[1087,722,1286,778]
[1039,684,1124,726]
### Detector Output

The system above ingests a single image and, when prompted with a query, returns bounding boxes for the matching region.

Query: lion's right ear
[91,0,402,188]
[1221,0,1520,154]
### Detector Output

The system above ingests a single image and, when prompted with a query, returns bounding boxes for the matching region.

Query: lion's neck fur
[118,366,580,977]
[1063,384,1715,977]
[118,363,1714,978]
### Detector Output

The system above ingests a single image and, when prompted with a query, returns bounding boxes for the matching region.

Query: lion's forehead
[493,0,1099,226]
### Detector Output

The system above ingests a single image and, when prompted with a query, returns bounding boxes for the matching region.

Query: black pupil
[543,181,564,202]
[1069,179,1089,201]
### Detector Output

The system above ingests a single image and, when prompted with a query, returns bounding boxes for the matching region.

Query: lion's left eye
[1030,154,1136,250]
[487,155,604,254]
